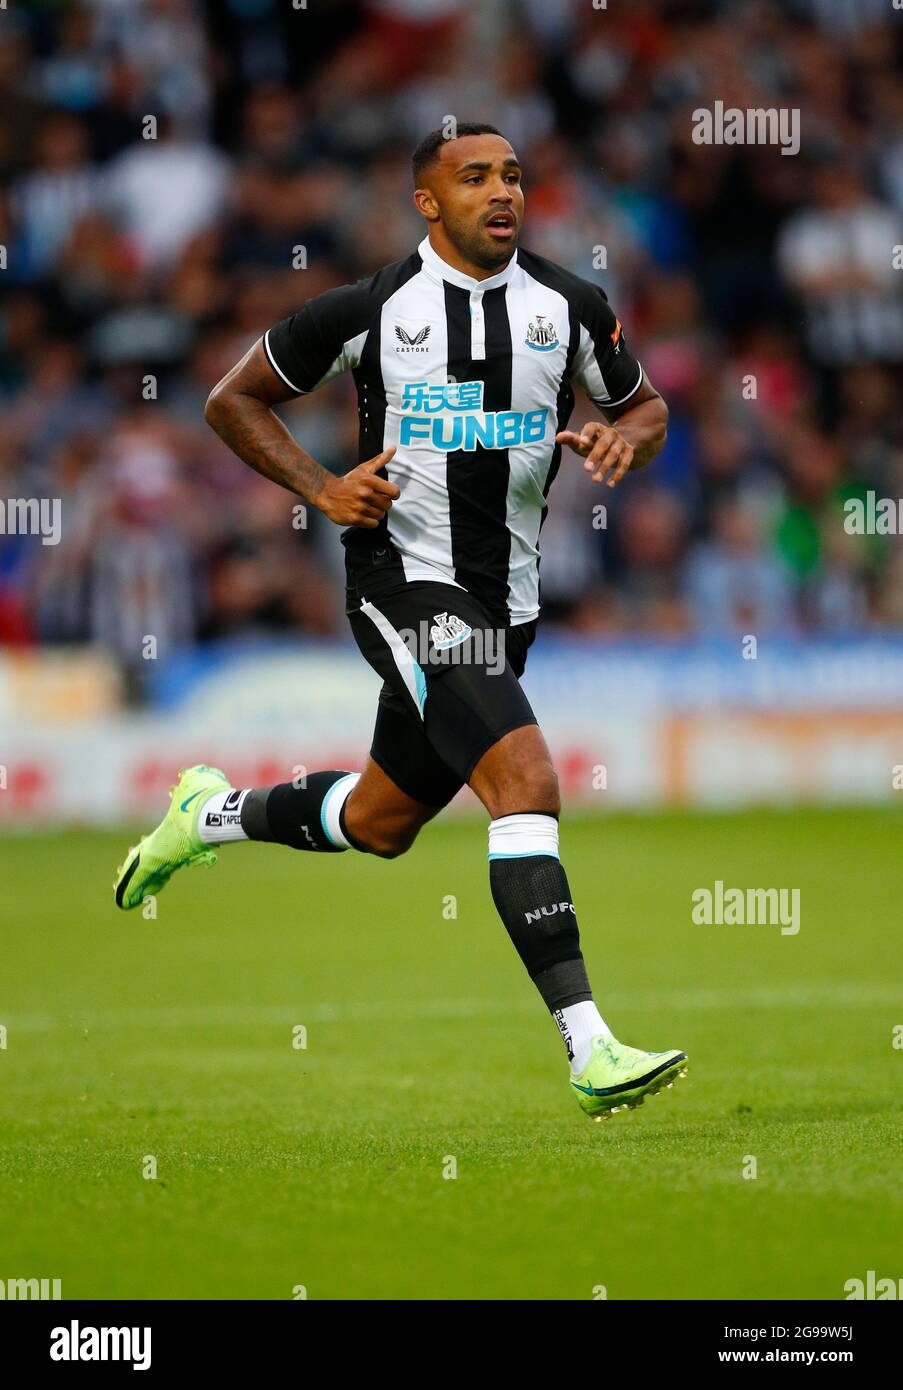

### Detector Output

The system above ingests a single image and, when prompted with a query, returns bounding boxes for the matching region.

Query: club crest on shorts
[525,315,559,351]
[430,611,472,649]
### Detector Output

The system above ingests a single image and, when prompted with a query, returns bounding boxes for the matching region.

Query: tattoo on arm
[204,339,332,506]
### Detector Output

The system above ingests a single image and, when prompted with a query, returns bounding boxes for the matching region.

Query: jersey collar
[418,235,518,293]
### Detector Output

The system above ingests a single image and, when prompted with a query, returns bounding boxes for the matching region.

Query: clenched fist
[317,448,400,528]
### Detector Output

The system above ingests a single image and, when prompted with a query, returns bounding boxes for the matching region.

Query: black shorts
[345,548,538,809]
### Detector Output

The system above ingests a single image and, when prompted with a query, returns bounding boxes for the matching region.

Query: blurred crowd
[1,0,902,689]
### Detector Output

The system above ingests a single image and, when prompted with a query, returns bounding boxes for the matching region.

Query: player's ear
[413,187,440,222]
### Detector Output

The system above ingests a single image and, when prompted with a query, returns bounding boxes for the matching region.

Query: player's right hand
[317,448,399,528]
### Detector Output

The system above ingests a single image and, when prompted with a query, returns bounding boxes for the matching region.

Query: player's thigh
[348,579,540,789]
[418,606,542,789]
[366,683,465,813]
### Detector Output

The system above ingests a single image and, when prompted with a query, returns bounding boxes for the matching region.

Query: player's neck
[426,230,513,282]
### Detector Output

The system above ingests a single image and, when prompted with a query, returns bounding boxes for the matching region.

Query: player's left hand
[556,422,634,488]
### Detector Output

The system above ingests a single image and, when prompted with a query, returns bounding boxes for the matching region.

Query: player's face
[423,135,524,271]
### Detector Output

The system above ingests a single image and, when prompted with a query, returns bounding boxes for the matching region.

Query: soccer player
[114,124,688,1120]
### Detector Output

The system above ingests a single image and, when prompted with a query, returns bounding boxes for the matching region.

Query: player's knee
[522,764,560,817]
[356,824,419,859]
[488,762,560,819]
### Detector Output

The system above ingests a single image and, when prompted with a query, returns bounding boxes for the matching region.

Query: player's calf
[197,767,432,857]
[224,759,437,858]
[113,767,364,911]
[113,760,437,911]
[340,800,420,858]
[469,725,689,1120]
[203,771,362,852]
[475,729,598,1049]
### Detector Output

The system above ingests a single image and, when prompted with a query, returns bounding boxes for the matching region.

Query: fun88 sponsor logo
[399,381,548,451]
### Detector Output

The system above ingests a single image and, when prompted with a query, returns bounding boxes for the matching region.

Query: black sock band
[240,788,273,842]
[489,854,592,1010]
[239,772,354,853]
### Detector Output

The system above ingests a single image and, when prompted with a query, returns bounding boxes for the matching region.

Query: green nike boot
[571,1036,689,1121]
[114,764,230,911]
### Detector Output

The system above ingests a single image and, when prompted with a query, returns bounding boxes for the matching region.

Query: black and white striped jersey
[264,236,644,626]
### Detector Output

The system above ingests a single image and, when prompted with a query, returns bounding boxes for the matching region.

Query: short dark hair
[412,123,504,184]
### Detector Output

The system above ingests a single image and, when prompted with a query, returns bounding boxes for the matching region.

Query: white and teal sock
[197,788,250,843]
[554,1001,614,1074]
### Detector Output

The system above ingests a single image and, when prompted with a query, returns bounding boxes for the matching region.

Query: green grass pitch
[1,807,900,1300]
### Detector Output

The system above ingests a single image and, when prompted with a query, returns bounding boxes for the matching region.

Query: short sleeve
[263,283,370,396]
[569,284,643,411]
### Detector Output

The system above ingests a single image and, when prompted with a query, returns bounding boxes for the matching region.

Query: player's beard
[446,213,519,272]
